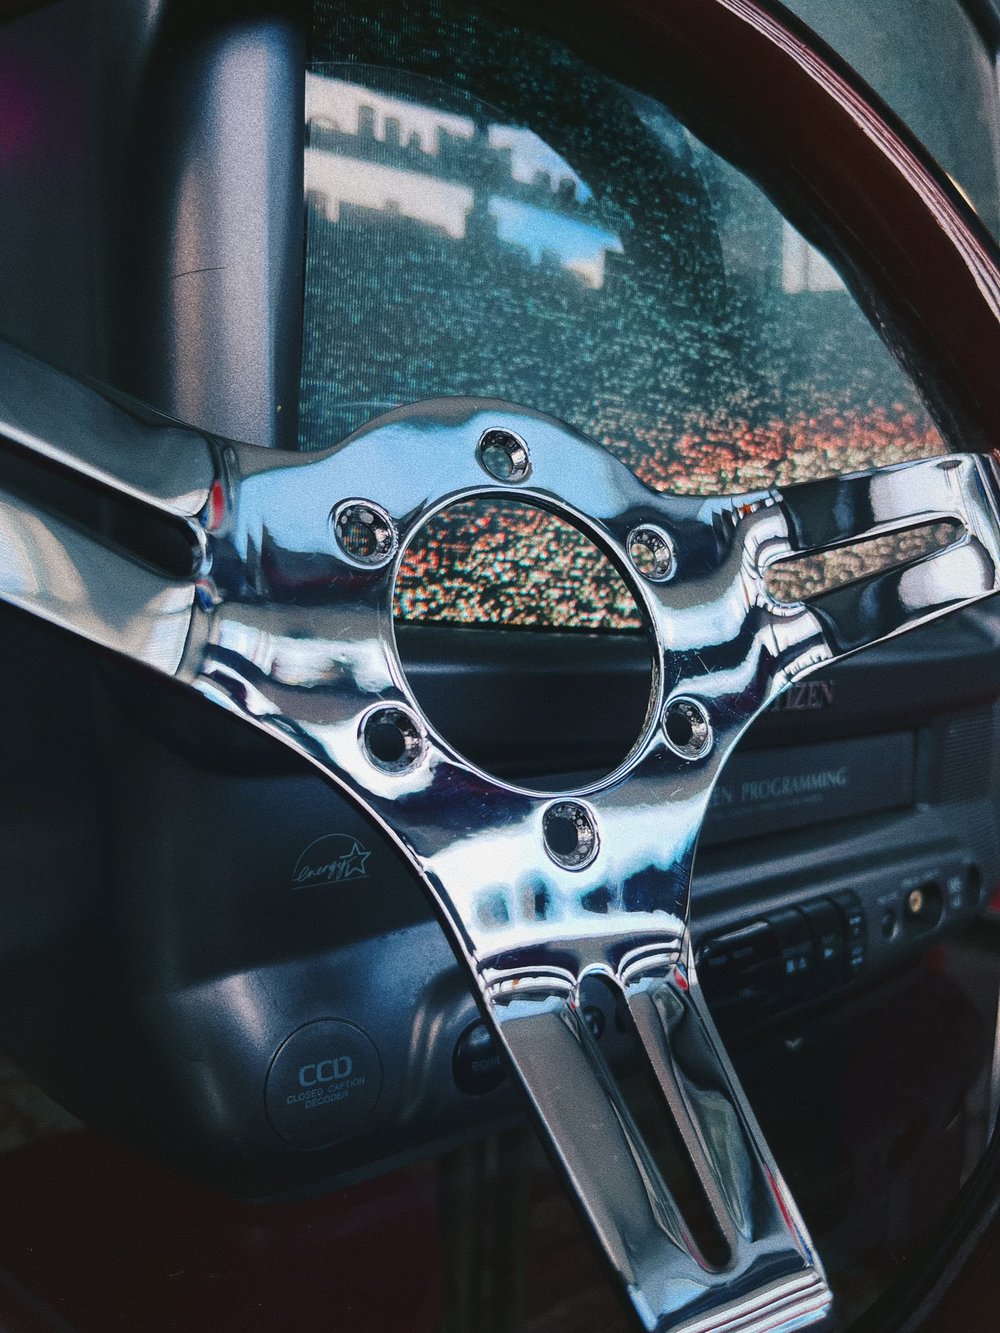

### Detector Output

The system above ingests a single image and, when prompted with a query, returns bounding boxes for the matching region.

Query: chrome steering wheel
[2,2,1000,1330]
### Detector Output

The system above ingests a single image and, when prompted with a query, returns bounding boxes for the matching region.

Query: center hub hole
[393,498,653,791]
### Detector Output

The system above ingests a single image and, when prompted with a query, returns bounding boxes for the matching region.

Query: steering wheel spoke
[0,485,200,673]
[767,455,1000,665]
[0,344,215,671]
[492,959,831,1333]
[0,340,216,519]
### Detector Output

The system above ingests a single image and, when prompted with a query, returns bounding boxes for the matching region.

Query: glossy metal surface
[4,346,1000,1328]
[0,340,214,518]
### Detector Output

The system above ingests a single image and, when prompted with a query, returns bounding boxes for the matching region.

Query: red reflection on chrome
[766,1165,803,1248]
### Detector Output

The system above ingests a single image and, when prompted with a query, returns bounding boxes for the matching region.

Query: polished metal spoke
[0,344,215,670]
[0,340,215,519]
[4,344,1000,1330]
[768,455,1000,662]
[0,487,198,673]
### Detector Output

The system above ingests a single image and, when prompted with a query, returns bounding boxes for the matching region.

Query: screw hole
[477,429,531,483]
[627,525,675,583]
[663,697,713,761]
[543,801,599,870]
[362,706,424,773]
[666,709,693,748]
[334,500,397,566]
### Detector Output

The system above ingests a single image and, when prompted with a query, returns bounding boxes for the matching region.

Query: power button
[453,1021,507,1095]
[265,1019,383,1150]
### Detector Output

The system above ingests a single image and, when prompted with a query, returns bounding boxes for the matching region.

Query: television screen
[299,7,946,627]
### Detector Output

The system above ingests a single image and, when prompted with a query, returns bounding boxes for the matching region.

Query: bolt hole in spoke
[627,524,676,583]
[361,705,424,772]
[663,697,713,760]
[476,428,531,482]
[578,975,732,1272]
[333,498,398,566]
[543,801,599,869]
[765,518,960,603]
[394,497,653,791]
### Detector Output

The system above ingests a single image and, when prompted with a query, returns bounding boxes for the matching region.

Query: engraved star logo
[337,840,371,880]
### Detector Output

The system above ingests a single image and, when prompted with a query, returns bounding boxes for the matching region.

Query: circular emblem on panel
[265,1019,383,1150]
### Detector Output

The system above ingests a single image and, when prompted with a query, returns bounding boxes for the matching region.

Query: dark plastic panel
[114,3,305,448]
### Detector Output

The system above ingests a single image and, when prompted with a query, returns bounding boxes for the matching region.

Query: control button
[847,941,867,973]
[736,957,783,1005]
[768,908,816,990]
[945,871,966,914]
[266,1019,382,1150]
[880,908,898,940]
[901,879,943,932]
[454,1021,508,1095]
[831,891,867,942]
[697,920,775,1001]
[697,938,738,993]
[801,899,846,974]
